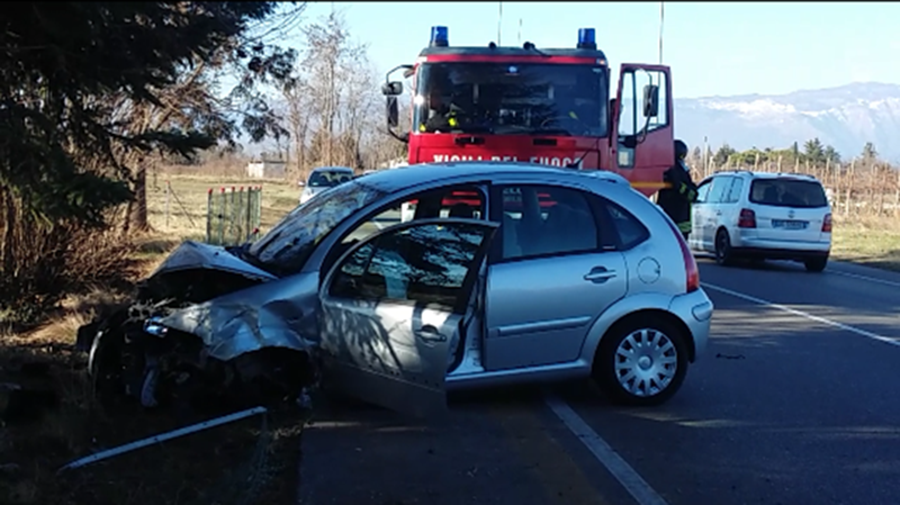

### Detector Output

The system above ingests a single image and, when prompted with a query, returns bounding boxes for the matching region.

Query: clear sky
[292,1,900,99]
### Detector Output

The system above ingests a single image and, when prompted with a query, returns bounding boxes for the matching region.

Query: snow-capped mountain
[674,82,900,163]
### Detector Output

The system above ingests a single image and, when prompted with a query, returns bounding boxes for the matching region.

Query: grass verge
[831,215,900,272]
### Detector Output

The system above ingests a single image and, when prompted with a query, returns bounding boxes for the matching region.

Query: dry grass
[831,215,900,272]
[146,171,301,242]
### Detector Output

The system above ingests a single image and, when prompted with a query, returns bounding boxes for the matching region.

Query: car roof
[707,170,822,182]
[310,166,355,173]
[355,161,630,192]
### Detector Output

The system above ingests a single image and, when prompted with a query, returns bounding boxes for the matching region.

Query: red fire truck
[381,26,674,197]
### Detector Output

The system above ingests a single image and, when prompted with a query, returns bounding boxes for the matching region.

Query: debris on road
[57,405,269,474]
[715,353,746,360]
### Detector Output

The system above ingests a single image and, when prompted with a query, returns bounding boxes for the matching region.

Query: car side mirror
[382,81,403,96]
[643,84,659,117]
[387,96,399,128]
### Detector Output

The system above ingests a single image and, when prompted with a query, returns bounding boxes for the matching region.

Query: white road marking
[827,268,900,289]
[702,282,900,348]
[543,393,670,505]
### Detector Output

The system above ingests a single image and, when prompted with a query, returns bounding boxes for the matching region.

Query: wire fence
[206,186,263,246]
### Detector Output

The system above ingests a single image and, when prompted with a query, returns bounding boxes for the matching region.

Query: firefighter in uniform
[421,75,459,132]
[657,139,698,241]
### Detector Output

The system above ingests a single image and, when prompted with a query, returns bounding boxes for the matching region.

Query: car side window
[706,176,731,205]
[329,222,491,312]
[340,185,485,245]
[602,200,650,250]
[497,184,599,260]
[724,177,744,204]
[694,180,712,203]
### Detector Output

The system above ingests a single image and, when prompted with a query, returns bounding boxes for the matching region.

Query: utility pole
[518,18,522,45]
[498,2,503,46]
[703,135,709,173]
[658,1,665,64]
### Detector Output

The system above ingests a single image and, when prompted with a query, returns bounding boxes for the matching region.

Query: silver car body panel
[157,272,320,361]
[484,251,629,370]
[150,240,278,282]
[446,289,712,390]
[316,217,499,417]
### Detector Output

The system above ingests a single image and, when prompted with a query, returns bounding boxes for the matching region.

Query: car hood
[150,240,278,283]
[155,271,321,362]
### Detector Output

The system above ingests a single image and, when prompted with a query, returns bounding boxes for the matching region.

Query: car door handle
[715,210,722,216]
[584,266,616,283]
[415,325,447,343]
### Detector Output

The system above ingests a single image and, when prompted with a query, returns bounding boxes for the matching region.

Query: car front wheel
[593,316,689,407]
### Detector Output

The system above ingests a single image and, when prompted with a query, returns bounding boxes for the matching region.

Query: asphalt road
[298,257,900,505]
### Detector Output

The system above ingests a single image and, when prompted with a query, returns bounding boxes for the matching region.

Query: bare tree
[282,9,420,175]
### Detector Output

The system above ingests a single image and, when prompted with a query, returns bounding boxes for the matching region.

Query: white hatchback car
[689,171,832,272]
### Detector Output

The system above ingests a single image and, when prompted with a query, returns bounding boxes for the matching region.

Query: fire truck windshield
[413,62,608,137]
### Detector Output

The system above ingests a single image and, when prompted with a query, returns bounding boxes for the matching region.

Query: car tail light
[738,208,756,228]
[822,213,832,233]
[662,216,700,293]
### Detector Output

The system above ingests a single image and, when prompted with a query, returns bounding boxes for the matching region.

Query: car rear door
[317,218,499,418]
[482,183,628,371]
[748,177,830,243]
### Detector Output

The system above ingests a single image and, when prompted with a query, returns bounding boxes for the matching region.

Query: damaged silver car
[77,162,713,417]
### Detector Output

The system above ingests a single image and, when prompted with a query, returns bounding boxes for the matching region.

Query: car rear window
[749,178,828,208]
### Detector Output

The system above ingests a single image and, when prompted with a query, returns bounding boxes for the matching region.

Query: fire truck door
[611,64,674,182]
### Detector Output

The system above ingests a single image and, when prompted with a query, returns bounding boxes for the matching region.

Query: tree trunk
[128,160,150,232]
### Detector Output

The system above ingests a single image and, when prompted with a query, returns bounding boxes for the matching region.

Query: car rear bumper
[732,244,830,260]
[668,289,713,362]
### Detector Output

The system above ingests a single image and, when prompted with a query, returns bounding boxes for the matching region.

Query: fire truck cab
[381,26,675,197]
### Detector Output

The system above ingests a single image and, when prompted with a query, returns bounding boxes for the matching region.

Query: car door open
[318,217,499,418]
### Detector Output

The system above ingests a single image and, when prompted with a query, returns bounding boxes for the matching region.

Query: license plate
[772,219,808,230]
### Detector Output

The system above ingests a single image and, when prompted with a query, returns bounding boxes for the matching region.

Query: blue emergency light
[430,26,449,47]
[577,28,597,50]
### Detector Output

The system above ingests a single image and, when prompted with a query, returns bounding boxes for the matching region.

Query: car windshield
[749,178,828,208]
[308,170,354,188]
[413,62,608,137]
[247,179,388,275]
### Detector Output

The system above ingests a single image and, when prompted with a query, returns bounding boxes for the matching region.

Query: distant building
[246,159,287,179]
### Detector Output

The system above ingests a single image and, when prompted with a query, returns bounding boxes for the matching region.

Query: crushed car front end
[75,240,320,413]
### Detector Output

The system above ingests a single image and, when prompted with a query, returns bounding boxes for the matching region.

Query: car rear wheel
[804,256,828,273]
[592,316,689,407]
[714,228,735,266]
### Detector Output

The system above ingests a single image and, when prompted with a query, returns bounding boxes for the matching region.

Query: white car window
[707,176,732,205]
[724,177,744,204]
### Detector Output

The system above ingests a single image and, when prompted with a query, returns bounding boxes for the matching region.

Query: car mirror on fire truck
[386,96,399,128]
[382,81,403,96]
[642,84,659,117]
